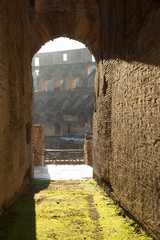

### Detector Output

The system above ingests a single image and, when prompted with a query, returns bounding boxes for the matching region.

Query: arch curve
[30,0,99,60]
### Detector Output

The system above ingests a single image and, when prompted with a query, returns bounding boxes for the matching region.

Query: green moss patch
[0,179,153,240]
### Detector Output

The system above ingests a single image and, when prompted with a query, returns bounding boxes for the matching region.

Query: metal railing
[45,149,84,164]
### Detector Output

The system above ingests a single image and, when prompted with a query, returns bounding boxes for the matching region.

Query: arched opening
[33,37,96,180]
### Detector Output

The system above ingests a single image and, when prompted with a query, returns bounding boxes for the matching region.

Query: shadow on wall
[0,181,50,240]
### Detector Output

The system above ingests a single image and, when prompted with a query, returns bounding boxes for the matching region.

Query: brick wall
[93,59,160,239]
[93,1,160,239]
[0,0,33,214]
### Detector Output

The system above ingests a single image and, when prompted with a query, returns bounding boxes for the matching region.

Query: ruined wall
[93,1,160,239]
[33,48,93,66]
[84,132,93,166]
[0,0,33,214]
[34,88,94,138]
[34,125,45,166]
[30,0,99,59]
[0,0,98,216]
[33,61,96,92]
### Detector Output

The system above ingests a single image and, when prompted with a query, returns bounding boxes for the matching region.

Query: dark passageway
[0,1,160,239]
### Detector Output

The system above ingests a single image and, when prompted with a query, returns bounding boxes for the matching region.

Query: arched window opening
[32,37,96,177]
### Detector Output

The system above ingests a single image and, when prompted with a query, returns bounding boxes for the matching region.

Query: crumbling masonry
[0,1,160,239]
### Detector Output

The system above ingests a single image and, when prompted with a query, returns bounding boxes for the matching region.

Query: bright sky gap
[38,37,86,53]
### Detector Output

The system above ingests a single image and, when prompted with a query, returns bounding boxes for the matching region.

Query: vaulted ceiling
[30,0,99,59]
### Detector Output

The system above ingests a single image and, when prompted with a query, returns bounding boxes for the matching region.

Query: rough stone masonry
[0,0,159,239]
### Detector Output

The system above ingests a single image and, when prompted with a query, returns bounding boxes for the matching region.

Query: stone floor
[34,164,93,180]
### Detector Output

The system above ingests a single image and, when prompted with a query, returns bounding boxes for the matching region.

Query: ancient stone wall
[34,88,94,138]
[34,125,45,166]
[33,61,96,92]
[0,0,33,214]
[93,1,160,239]
[33,48,93,66]
[30,0,99,59]
[84,132,93,166]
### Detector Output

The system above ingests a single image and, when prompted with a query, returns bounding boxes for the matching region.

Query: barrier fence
[44,149,84,164]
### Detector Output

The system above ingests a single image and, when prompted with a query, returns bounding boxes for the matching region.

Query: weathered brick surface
[0,0,33,214]
[34,125,45,166]
[93,1,160,239]
[111,60,160,236]
[93,59,160,239]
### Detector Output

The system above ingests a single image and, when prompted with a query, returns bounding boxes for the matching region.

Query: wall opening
[63,53,67,62]
[35,57,39,66]
[32,37,96,179]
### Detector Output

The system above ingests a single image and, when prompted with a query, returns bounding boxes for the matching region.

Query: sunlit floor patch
[34,164,93,180]
[0,179,153,240]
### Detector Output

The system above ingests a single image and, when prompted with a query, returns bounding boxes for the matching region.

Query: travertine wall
[0,0,159,239]
[33,48,93,66]
[0,0,33,214]
[34,88,94,137]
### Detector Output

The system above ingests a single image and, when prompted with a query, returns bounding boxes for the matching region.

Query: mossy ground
[0,179,153,240]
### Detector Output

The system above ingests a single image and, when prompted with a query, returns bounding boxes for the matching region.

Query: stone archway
[30,0,99,60]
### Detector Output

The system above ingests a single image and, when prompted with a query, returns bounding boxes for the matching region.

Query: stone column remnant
[34,124,45,166]
[84,132,93,166]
